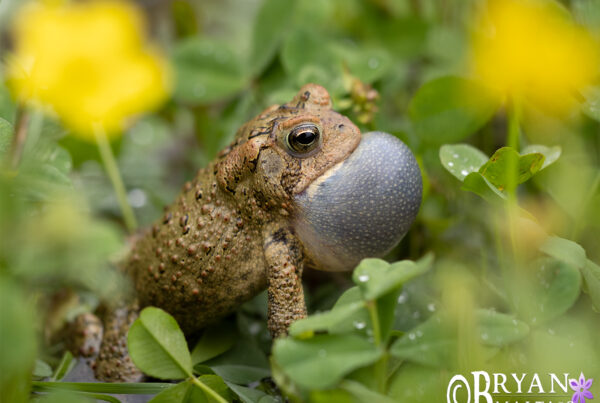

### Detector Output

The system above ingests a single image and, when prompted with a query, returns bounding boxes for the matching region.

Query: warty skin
[86,84,421,381]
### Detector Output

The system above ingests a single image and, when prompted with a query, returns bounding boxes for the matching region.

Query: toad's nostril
[293,131,422,272]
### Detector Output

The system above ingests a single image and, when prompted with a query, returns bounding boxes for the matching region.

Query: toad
[87,84,422,381]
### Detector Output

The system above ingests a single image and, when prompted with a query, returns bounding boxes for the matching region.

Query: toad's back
[126,163,267,335]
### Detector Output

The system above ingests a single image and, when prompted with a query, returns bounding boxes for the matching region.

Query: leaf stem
[93,124,137,233]
[190,376,228,403]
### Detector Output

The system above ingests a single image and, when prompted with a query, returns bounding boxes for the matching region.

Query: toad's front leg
[93,301,142,382]
[263,226,307,338]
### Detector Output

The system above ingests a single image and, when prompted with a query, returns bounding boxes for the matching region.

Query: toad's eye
[285,124,321,155]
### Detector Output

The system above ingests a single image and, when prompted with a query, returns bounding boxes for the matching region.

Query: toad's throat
[292,131,422,272]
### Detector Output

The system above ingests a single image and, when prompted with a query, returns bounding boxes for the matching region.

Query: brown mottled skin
[79,83,424,382]
[91,84,362,381]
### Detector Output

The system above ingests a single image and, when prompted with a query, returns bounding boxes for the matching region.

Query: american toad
[87,84,422,381]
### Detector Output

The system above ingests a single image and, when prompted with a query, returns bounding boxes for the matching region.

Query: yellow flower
[6,0,171,140]
[471,0,600,113]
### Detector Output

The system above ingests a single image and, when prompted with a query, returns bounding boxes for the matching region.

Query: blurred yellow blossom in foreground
[6,0,171,140]
[471,0,600,113]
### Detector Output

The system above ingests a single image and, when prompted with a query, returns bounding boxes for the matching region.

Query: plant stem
[50,351,74,382]
[502,98,522,312]
[507,98,521,152]
[367,300,387,393]
[93,124,137,233]
[376,352,389,394]
[409,0,422,17]
[190,376,228,403]
[366,300,381,348]
[8,105,30,169]
[571,171,600,240]
[505,98,521,257]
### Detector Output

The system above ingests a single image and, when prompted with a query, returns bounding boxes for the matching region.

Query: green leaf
[280,29,343,93]
[573,0,600,33]
[202,338,269,371]
[34,390,90,403]
[332,42,392,84]
[149,383,192,403]
[362,15,429,59]
[309,389,354,403]
[248,0,295,76]
[352,254,433,301]
[439,144,488,181]
[226,383,278,403]
[210,365,270,385]
[408,76,500,144]
[33,360,53,379]
[521,145,561,170]
[195,338,270,385]
[387,363,447,402]
[197,375,232,402]
[478,147,545,190]
[32,381,173,395]
[390,309,528,367]
[289,301,366,337]
[327,287,371,335]
[339,380,397,403]
[513,258,582,325]
[539,236,587,269]
[581,85,600,122]
[128,307,193,380]
[78,393,121,403]
[272,334,382,389]
[537,260,581,323]
[150,376,231,403]
[476,310,530,347]
[0,117,13,155]
[0,81,17,124]
[191,321,236,365]
[581,259,600,312]
[462,172,507,202]
[192,364,215,377]
[42,145,72,175]
[12,208,126,300]
[0,279,37,400]
[11,140,75,201]
[173,37,247,104]
[390,313,456,368]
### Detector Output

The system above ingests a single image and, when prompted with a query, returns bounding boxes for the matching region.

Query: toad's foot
[92,301,143,382]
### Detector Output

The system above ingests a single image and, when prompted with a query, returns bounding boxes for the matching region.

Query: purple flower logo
[570,373,594,403]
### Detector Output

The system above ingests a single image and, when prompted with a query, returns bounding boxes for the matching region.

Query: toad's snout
[293,132,422,271]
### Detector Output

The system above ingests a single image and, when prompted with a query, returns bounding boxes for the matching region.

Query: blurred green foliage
[1,0,600,402]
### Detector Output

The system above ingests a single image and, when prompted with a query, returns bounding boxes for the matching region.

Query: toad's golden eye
[285,124,321,155]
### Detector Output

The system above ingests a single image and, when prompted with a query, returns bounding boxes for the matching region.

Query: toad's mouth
[292,132,422,272]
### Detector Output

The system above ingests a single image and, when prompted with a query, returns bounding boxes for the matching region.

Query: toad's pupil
[295,130,316,145]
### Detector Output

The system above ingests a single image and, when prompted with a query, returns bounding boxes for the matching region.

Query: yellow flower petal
[470,0,600,113]
[6,0,171,140]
